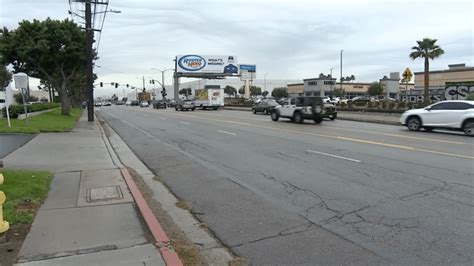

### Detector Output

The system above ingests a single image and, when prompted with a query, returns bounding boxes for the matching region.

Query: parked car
[323,103,337,120]
[322,96,337,105]
[349,96,371,104]
[103,101,112,106]
[153,100,167,109]
[252,99,278,115]
[139,101,149,108]
[131,100,140,106]
[175,99,195,111]
[116,101,125,105]
[271,96,324,124]
[94,102,102,107]
[400,100,474,136]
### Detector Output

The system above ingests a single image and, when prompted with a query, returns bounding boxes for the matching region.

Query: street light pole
[340,50,343,93]
[264,73,269,92]
[330,67,333,97]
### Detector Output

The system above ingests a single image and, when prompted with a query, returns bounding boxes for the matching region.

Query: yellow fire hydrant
[0,173,9,234]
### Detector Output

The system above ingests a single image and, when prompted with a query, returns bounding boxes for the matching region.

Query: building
[288,74,414,99]
[413,63,474,101]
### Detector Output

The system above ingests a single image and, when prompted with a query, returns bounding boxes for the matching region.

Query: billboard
[177,55,238,74]
[445,82,474,100]
[239,64,256,80]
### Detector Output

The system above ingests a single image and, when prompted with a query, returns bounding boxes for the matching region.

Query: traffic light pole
[85,0,94,122]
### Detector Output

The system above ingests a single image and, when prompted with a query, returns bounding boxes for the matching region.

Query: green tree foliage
[224,85,237,97]
[367,82,384,96]
[238,87,245,95]
[13,93,38,104]
[262,91,269,97]
[0,64,12,88]
[271,87,289,98]
[250,86,262,96]
[0,19,88,115]
[409,38,444,104]
[341,75,355,82]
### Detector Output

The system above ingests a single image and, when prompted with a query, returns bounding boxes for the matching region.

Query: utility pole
[330,67,333,97]
[340,50,343,93]
[173,57,179,101]
[142,76,145,91]
[264,73,268,93]
[85,0,94,121]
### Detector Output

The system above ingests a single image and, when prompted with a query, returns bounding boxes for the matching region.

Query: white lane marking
[218,130,237,136]
[306,150,361,163]
[180,121,190,125]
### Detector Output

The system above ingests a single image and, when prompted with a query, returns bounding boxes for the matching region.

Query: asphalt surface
[0,134,35,159]
[98,106,474,265]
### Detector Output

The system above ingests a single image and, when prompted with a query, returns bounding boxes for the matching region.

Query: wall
[414,68,474,88]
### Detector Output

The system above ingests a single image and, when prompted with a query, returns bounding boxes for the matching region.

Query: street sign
[402,67,413,82]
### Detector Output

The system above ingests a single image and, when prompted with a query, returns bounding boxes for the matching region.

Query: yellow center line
[116,107,474,160]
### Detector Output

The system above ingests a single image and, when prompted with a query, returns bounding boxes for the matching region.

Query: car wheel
[462,120,474,136]
[252,108,257,114]
[175,107,178,111]
[329,115,335,120]
[314,117,323,124]
[264,109,268,115]
[192,108,195,111]
[213,107,218,110]
[406,116,422,131]
[271,111,279,121]
[423,127,434,131]
[293,112,303,123]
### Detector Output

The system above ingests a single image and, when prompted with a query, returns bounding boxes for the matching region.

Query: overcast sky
[1,0,473,97]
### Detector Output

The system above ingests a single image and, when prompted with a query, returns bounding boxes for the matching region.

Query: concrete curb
[336,117,400,126]
[95,116,183,266]
[95,113,235,265]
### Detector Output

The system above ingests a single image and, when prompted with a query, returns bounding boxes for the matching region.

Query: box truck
[194,85,224,110]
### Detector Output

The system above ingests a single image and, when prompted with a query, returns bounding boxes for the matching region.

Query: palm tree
[409,38,444,104]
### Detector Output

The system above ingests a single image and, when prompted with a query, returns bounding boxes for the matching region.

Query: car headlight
[314,106,322,113]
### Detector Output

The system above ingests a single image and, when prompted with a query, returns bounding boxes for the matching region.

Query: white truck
[194,85,224,110]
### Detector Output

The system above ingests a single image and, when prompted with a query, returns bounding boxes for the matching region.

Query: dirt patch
[0,224,31,266]
[175,200,191,210]
[126,167,205,266]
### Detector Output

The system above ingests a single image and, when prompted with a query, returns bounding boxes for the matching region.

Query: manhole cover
[86,186,123,202]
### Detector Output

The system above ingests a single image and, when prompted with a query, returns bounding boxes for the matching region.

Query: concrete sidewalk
[3,112,165,265]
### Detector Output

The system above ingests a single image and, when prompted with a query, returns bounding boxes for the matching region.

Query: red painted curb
[120,168,183,266]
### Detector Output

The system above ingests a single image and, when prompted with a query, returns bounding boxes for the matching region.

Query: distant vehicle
[94,102,102,107]
[195,86,224,110]
[125,100,132,106]
[271,96,324,124]
[400,100,474,136]
[166,100,177,108]
[153,100,167,109]
[131,100,139,106]
[252,99,278,115]
[138,92,151,102]
[349,96,371,103]
[175,99,195,111]
[323,103,337,120]
[116,101,125,105]
[139,101,149,108]
[103,101,112,106]
[338,97,349,104]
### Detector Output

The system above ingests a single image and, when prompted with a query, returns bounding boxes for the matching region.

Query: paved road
[0,134,35,159]
[98,106,474,265]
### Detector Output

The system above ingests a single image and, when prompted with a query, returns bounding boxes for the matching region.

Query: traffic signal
[100,82,103,87]
[115,83,118,88]
[126,84,129,88]
[152,80,155,84]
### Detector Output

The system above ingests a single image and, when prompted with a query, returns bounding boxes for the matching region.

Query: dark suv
[271,96,325,124]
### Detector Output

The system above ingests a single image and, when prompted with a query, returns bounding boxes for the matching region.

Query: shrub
[2,103,60,118]
[380,101,387,109]
[388,101,396,110]
[339,102,346,108]
[398,102,406,109]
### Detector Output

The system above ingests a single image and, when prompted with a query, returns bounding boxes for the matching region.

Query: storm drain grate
[86,186,123,202]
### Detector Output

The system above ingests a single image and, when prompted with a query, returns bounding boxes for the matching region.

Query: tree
[224,85,237,97]
[0,19,88,115]
[367,82,384,96]
[341,75,355,82]
[250,86,262,96]
[272,87,288,98]
[409,38,444,105]
[238,87,245,95]
[262,91,269,97]
[0,64,12,88]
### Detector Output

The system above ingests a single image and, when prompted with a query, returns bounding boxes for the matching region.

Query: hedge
[2,103,61,118]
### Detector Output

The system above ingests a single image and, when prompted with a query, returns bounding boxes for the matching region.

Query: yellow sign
[0,173,9,234]
[402,67,413,82]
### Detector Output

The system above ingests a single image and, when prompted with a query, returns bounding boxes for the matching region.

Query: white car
[400,100,474,136]
[139,101,149,108]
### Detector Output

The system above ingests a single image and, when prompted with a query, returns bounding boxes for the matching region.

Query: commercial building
[412,63,474,101]
[288,72,414,99]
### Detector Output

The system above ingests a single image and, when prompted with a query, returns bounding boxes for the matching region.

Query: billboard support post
[173,56,179,101]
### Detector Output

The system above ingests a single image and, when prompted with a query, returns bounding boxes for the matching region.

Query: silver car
[175,99,195,111]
